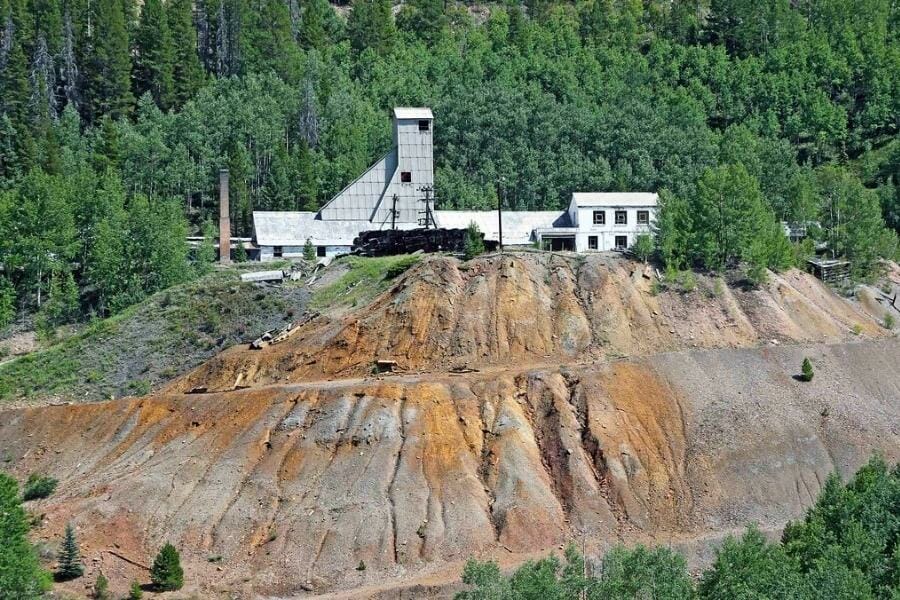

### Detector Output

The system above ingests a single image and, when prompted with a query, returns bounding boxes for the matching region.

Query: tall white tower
[317,107,434,226]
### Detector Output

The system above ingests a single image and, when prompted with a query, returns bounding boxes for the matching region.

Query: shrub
[150,543,184,591]
[464,222,486,260]
[129,580,143,599]
[22,473,58,501]
[632,234,654,263]
[677,270,697,293]
[800,358,814,382]
[233,241,248,263]
[56,523,84,581]
[93,573,110,600]
[884,314,895,330]
[303,238,316,262]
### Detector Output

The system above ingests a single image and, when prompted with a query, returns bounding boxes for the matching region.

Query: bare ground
[1,253,898,599]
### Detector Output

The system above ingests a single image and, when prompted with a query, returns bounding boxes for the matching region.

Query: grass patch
[0,267,309,404]
[311,255,420,310]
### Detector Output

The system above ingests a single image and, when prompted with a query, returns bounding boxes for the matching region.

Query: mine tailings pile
[1,253,898,598]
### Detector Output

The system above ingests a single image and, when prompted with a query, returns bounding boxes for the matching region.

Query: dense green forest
[455,455,900,599]
[0,0,898,326]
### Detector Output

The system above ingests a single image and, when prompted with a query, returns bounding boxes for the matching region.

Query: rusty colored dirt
[1,253,898,599]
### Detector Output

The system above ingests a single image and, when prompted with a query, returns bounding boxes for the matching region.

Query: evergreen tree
[800,358,814,382]
[132,0,175,110]
[56,522,85,581]
[396,0,446,45]
[0,276,16,326]
[150,542,184,591]
[0,15,36,176]
[347,0,396,55]
[167,0,204,108]
[464,222,485,260]
[298,0,329,49]
[303,237,315,261]
[0,472,51,599]
[83,0,134,121]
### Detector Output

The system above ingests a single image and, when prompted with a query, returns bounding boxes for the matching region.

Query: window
[592,210,606,225]
[273,246,283,258]
[615,235,628,250]
[317,246,326,257]
[637,210,649,225]
[400,171,412,183]
[615,210,627,225]
[418,120,430,131]
[588,235,598,250]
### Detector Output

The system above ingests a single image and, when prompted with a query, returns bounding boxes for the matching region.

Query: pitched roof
[571,192,658,207]
[393,107,434,120]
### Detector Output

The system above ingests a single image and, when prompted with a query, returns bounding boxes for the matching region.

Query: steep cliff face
[173,254,887,394]
[1,253,897,598]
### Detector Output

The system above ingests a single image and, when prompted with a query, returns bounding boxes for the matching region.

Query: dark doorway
[542,236,575,251]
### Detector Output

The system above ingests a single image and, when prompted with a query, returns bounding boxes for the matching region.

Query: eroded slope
[2,340,898,596]
[174,254,888,394]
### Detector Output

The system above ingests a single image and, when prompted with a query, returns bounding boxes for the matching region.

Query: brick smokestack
[219,168,231,264]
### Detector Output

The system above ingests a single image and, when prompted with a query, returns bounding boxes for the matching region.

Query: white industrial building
[252,107,657,260]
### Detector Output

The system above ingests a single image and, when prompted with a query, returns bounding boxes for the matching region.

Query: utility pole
[419,185,435,229]
[391,194,398,230]
[497,177,505,252]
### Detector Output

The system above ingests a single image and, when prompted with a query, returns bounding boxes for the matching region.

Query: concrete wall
[371,117,434,226]
[572,206,656,251]
[259,245,350,262]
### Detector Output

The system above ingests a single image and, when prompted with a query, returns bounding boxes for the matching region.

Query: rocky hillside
[175,253,891,393]
[0,252,897,599]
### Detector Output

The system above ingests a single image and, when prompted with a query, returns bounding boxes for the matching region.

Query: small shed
[807,258,850,284]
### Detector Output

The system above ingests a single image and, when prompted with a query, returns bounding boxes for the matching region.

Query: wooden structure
[807,258,850,284]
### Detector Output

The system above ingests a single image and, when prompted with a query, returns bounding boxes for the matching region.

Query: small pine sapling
[800,358,814,382]
[93,573,110,600]
[150,542,184,591]
[303,238,316,262]
[129,580,143,599]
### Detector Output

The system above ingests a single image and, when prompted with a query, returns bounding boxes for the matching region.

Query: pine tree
[56,523,85,581]
[303,237,315,261]
[132,0,175,109]
[0,15,36,176]
[150,543,184,591]
[83,0,134,121]
[167,0,204,108]
[801,358,814,382]
[347,0,396,55]
[0,472,51,598]
[298,0,328,49]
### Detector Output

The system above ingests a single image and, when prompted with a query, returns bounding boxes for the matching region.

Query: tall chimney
[219,168,231,264]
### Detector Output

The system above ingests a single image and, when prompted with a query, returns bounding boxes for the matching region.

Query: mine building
[251,107,657,260]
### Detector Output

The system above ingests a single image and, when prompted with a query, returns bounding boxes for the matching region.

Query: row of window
[587,235,629,250]
[273,246,326,258]
[592,210,650,225]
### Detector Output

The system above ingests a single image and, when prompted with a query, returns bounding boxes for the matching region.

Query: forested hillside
[0,0,898,326]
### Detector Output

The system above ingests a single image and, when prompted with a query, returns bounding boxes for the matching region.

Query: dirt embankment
[173,254,888,394]
[3,339,898,597]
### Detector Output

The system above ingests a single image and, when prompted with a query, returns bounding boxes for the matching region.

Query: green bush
[464,222,486,260]
[884,314,895,330]
[128,580,143,599]
[631,234,654,263]
[22,473,58,501]
[93,573,110,599]
[800,358,814,382]
[303,238,316,262]
[150,543,184,591]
